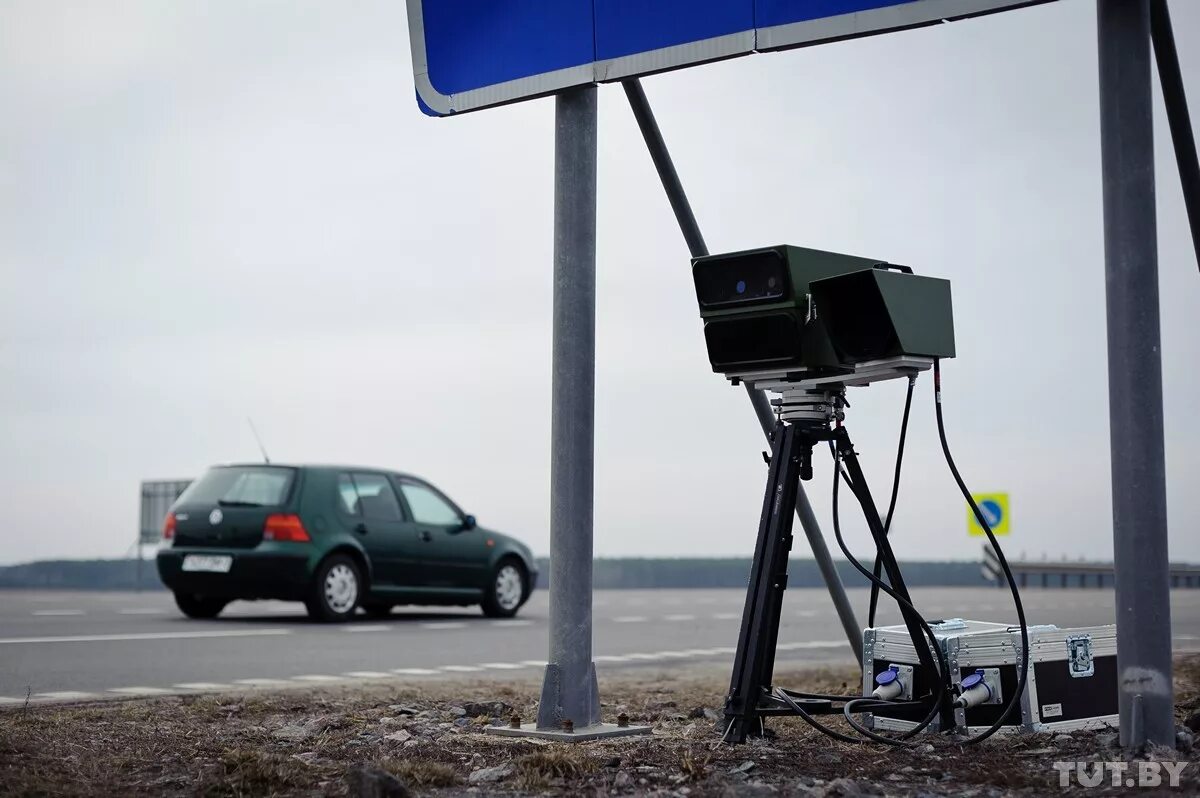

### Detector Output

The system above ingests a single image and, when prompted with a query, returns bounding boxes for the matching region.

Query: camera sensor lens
[736,280,746,294]
[768,277,777,289]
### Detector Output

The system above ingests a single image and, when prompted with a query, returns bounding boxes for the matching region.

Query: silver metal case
[863,619,1118,735]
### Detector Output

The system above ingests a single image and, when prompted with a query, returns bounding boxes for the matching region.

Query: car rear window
[176,466,295,507]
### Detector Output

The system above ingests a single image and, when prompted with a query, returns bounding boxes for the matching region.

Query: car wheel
[174,592,228,619]
[482,560,527,618]
[361,602,393,619]
[306,555,362,622]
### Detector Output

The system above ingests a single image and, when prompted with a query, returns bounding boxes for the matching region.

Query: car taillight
[162,512,176,541]
[263,513,310,542]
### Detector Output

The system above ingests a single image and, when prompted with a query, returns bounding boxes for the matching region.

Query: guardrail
[980,545,1200,588]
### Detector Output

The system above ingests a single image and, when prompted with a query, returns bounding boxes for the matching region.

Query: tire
[482,559,527,618]
[305,554,362,622]
[174,592,228,619]
[361,602,394,619]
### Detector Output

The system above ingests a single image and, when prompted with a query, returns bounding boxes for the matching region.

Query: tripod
[722,389,952,743]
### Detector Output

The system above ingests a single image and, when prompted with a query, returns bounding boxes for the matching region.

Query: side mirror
[461,514,477,531]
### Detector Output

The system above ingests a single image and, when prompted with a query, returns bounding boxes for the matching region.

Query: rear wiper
[217,499,263,507]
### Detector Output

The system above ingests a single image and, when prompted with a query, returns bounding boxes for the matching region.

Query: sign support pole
[622,79,863,656]
[1096,0,1174,749]
[537,84,602,732]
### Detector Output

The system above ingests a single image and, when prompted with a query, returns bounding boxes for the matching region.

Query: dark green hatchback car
[156,464,537,622]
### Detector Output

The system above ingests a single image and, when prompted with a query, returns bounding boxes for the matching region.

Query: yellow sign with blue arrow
[967,493,1010,536]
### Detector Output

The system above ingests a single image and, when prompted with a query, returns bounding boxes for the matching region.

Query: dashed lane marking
[391,668,440,676]
[712,612,741,620]
[343,671,393,679]
[233,678,294,687]
[776,640,845,651]
[292,675,346,682]
[0,629,292,645]
[664,614,696,622]
[439,665,484,673]
[107,687,174,696]
[34,691,98,700]
[479,662,527,670]
[342,625,391,633]
[613,616,647,623]
[118,609,165,615]
[31,610,85,616]
[520,660,548,667]
[173,683,231,690]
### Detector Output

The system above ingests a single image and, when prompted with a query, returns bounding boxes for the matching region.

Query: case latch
[1067,634,1094,678]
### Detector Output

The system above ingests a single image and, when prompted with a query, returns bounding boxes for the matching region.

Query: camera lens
[768,277,777,289]
[736,280,746,294]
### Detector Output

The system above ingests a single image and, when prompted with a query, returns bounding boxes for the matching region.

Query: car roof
[216,463,424,481]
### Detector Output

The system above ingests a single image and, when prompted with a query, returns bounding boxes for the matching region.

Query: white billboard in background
[139,479,192,544]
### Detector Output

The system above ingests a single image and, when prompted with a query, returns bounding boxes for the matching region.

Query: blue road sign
[407,1,1050,116]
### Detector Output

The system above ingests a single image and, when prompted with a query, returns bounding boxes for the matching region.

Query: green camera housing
[692,245,955,376]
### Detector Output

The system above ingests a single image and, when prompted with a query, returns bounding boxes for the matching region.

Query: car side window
[351,473,404,522]
[336,474,360,516]
[398,481,460,526]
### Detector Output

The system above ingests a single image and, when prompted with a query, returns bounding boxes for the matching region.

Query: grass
[0,655,1196,796]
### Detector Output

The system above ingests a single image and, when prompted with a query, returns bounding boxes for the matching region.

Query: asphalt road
[2,587,1199,705]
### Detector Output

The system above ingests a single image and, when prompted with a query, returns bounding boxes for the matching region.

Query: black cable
[842,698,921,746]
[868,376,916,627]
[775,687,866,744]
[932,358,1030,744]
[829,452,946,741]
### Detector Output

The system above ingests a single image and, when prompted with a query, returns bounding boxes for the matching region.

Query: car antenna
[247,417,271,464]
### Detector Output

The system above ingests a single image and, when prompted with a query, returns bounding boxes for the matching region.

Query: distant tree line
[0,557,988,592]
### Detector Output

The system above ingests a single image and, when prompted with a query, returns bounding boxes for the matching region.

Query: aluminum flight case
[863,618,1118,734]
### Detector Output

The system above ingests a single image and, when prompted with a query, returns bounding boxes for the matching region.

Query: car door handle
[354,523,369,535]
[419,530,433,542]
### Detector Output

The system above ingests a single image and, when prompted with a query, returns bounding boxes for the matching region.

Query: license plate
[182,555,233,573]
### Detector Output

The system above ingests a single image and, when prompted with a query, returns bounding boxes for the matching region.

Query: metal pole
[537,85,602,731]
[1097,0,1175,749]
[622,79,863,655]
[1150,0,1200,273]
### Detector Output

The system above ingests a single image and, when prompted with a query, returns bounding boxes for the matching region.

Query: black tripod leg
[834,426,954,729]
[723,422,801,743]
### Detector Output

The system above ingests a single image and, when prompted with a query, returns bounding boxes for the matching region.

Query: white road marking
[490,620,533,627]
[776,640,845,651]
[621,653,664,661]
[593,655,633,663]
[107,686,174,695]
[520,660,548,667]
[31,610,84,616]
[479,662,526,670]
[0,629,292,645]
[712,612,741,620]
[420,622,467,630]
[440,665,483,673]
[118,608,165,615]
[173,683,231,690]
[664,614,696,622]
[653,650,693,658]
[343,671,392,679]
[343,625,390,633]
[613,616,647,623]
[233,678,294,687]
[0,696,25,705]
[34,691,98,700]
[391,668,440,676]
[292,674,346,682]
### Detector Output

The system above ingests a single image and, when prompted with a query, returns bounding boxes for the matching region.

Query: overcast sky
[1,0,1197,567]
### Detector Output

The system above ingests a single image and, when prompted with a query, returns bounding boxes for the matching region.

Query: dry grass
[0,655,1196,797]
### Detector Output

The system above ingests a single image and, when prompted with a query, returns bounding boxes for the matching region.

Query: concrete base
[486,722,652,742]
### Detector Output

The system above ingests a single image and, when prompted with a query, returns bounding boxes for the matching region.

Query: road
[2,587,1199,705]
